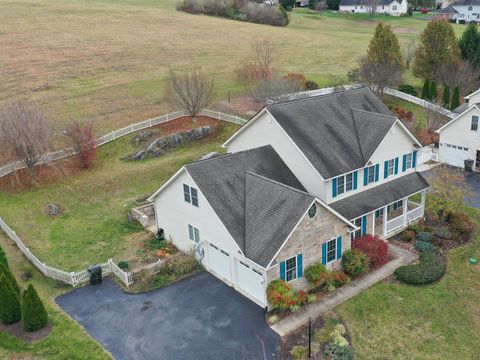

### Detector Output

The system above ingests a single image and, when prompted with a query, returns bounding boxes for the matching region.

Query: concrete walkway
[271,245,417,337]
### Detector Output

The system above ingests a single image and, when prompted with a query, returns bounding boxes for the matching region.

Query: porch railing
[385,206,424,234]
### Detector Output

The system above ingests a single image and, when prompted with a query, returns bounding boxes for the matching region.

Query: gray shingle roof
[185,145,306,259]
[340,0,398,5]
[330,172,430,220]
[436,4,458,13]
[451,0,480,5]
[266,87,396,179]
[245,172,314,267]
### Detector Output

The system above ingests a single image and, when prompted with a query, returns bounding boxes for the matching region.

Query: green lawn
[338,207,480,359]
[0,123,238,271]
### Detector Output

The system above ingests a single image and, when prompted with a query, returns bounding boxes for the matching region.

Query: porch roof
[330,172,429,220]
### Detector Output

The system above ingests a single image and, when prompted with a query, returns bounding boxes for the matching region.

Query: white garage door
[207,243,231,282]
[236,260,265,304]
[443,144,471,168]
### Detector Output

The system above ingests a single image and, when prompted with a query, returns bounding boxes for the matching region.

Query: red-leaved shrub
[353,235,389,269]
[65,121,97,169]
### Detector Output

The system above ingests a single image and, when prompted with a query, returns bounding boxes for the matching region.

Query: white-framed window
[392,5,397,10]
[352,218,362,239]
[326,238,337,263]
[405,153,413,169]
[183,184,199,207]
[387,159,395,177]
[375,208,384,219]
[387,200,403,213]
[337,176,345,195]
[286,256,297,281]
[468,5,473,10]
[336,172,354,195]
[367,165,376,184]
[188,224,200,243]
[471,115,478,131]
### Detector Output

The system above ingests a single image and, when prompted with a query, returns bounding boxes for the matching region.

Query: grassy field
[0,0,466,141]
[338,207,480,359]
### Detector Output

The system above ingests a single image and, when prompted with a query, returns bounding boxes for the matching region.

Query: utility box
[88,265,102,286]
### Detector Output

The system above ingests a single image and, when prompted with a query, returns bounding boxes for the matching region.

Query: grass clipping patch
[129,252,203,293]
[394,250,447,285]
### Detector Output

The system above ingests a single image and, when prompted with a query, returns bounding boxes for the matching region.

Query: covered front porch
[330,172,430,241]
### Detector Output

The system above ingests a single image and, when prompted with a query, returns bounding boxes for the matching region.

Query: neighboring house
[436,0,480,22]
[339,0,408,16]
[148,87,429,308]
[437,88,480,168]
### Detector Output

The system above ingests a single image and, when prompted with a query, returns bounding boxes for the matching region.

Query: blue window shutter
[394,157,399,175]
[353,171,358,190]
[375,164,379,182]
[322,243,327,265]
[363,167,369,186]
[280,261,286,281]
[402,154,407,172]
[336,236,342,260]
[332,178,337,198]
[412,150,417,168]
[384,161,388,179]
[362,215,367,235]
[297,254,303,278]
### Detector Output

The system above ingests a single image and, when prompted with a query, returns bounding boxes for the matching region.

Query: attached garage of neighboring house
[235,259,265,305]
[206,243,232,283]
[440,143,471,168]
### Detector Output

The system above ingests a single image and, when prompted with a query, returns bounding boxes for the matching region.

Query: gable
[438,106,480,144]
[438,105,480,134]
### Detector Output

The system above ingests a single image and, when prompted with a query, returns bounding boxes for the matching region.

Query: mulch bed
[151,115,222,137]
[0,321,52,342]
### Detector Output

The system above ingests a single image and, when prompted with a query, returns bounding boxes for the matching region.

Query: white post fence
[0,109,247,180]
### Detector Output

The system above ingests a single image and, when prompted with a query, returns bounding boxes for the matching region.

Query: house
[437,88,480,168]
[339,0,408,16]
[148,87,429,308]
[435,0,480,22]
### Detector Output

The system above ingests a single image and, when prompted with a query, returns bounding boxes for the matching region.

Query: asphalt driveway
[56,272,280,360]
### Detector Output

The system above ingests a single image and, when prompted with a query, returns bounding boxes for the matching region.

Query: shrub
[65,121,97,169]
[326,0,340,10]
[414,240,435,253]
[342,249,370,277]
[279,0,295,11]
[268,315,279,324]
[305,80,319,90]
[304,262,328,288]
[0,263,20,295]
[406,224,420,234]
[283,72,308,90]
[0,245,8,269]
[0,273,21,325]
[323,343,354,360]
[22,284,48,332]
[326,271,350,291]
[353,235,389,269]
[307,294,317,303]
[449,212,475,243]
[398,84,417,96]
[394,250,447,285]
[177,0,203,13]
[403,230,416,242]
[159,252,202,278]
[416,231,433,243]
[291,345,308,360]
[118,260,129,270]
[420,7,429,13]
[267,279,298,311]
[433,227,454,240]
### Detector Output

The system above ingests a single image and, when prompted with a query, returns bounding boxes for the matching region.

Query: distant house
[339,0,408,16]
[437,88,480,168]
[436,0,480,22]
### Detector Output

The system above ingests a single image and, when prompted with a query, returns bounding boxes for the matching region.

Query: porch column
[382,205,388,237]
[402,197,408,226]
[371,212,376,236]
[420,190,426,217]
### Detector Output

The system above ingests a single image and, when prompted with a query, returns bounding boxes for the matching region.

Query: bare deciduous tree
[65,121,97,169]
[165,69,215,123]
[355,56,403,97]
[401,38,417,69]
[235,38,275,89]
[365,0,380,17]
[425,107,447,132]
[437,60,480,96]
[0,99,50,182]
[251,76,305,103]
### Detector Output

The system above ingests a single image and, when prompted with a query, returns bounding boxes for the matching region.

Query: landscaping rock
[131,130,158,145]
[47,203,61,216]
[131,150,146,161]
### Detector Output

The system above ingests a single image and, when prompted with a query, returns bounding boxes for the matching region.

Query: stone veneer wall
[266,201,351,291]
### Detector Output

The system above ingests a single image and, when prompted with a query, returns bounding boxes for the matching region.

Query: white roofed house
[435,0,480,22]
[437,88,480,169]
[339,0,408,16]
[148,87,429,308]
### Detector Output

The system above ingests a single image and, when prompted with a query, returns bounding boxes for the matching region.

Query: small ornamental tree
[430,81,438,101]
[353,235,389,269]
[0,245,8,269]
[65,121,97,169]
[421,79,430,99]
[0,273,21,325]
[342,249,370,277]
[0,263,20,295]
[443,84,451,108]
[451,85,461,110]
[22,284,48,332]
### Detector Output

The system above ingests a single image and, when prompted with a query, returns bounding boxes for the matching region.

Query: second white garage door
[207,243,231,282]
[442,144,472,168]
[236,260,265,305]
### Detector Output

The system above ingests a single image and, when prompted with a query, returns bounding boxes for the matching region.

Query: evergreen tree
[421,79,430,99]
[326,0,341,10]
[414,19,461,80]
[367,23,404,67]
[0,245,8,269]
[451,86,461,110]
[22,284,48,332]
[0,263,19,295]
[459,22,480,69]
[279,0,295,10]
[430,81,438,101]
[0,273,21,325]
[443,85,451,108]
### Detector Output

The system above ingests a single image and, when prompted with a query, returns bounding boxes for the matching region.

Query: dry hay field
[0,0,444,141]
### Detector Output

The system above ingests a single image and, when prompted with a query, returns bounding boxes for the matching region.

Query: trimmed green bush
[0,263,20,295]
[323,342,354,360]
[394,250,447,285]
[421,79,430,99]
[304,262,328,288]
[0,273,21,324]
[342,249,370,277]
[22,284,48,332]
[430,81,438,101]
[414,241,435,253]
[398,84,417,96]
[118,260,129,270]
[443,84,450,107]
[416,231,433,243]
[433,228,454,240]
[0,245,8,269]
[451,86,461,110]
